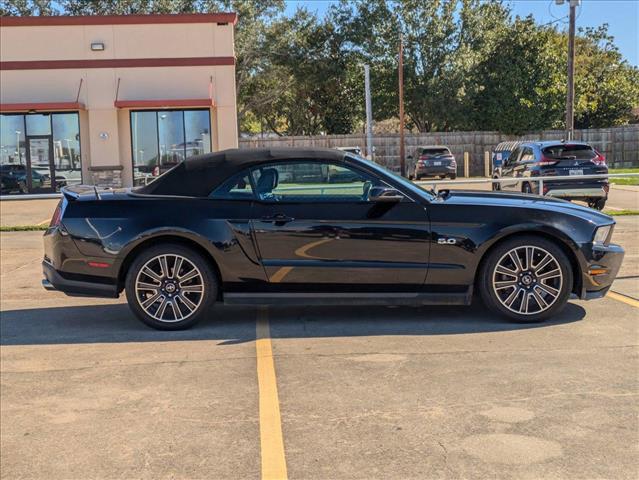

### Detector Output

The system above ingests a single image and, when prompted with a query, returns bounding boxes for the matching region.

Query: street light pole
[564,0,579,140]
[398,32,406,176]
[364,64,374,160]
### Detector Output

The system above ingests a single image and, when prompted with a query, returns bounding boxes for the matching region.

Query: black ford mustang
[42,148,624,330]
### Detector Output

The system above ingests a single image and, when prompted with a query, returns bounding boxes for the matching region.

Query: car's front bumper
[579,242,624,300]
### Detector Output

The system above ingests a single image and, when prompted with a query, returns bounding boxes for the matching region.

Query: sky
[283,0,639,66]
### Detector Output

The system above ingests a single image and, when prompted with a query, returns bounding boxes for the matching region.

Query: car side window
[250,161,392,203]
[519,147,534,162]
[209,171,255,199]
[505,148,519,167]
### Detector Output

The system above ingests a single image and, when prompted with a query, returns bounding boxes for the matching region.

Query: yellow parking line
[256,307,288,480]
[607,291,639,308]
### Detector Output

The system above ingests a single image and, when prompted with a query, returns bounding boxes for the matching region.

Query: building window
[1,112,81,195]
[131,109,212,186]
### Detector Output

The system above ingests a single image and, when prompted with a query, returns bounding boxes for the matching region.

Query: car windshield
[347,154,436,200]
[422,148,449,156]
[542,144,596,160]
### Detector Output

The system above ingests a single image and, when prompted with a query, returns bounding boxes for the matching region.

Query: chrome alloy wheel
[492,246,563,315]
[134,254,204,323]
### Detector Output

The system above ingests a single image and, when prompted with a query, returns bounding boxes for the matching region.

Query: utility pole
[561,0,579,140]
[398,32,406,176]
[364,64,374,160]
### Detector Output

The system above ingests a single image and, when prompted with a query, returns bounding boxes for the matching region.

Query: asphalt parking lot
[1,217,638,479]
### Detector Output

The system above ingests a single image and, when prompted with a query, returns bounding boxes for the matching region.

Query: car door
[499,147,522,190]
[514,146,536,190]
[249,160,430,290]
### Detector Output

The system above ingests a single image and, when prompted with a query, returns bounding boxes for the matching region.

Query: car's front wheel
[588,198,606,210]
[125,244,217,330]
[478,236,573,322]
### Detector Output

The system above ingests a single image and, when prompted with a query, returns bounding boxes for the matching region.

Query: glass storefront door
[0,112,81,195]
[27,136,55,193]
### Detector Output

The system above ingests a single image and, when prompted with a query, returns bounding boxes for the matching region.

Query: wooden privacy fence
[239,125,639,176]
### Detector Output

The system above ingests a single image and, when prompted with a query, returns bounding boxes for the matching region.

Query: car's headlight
[593,224,613,244]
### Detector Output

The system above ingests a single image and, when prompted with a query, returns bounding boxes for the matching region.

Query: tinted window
[251,161,387,202]
[421,148,450,156]
[209,171,254,199]
[542,144,596,160]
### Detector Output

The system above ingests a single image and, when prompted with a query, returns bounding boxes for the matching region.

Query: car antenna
[93,185,101,200]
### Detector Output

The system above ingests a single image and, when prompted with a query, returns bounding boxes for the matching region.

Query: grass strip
[0,225,49,232]
[609,168,639,185]
[604,210,639,216]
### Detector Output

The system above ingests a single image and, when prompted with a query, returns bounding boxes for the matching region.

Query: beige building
[0,13,238,194]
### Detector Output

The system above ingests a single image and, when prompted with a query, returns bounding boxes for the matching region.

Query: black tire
[588,198,606,210]
[478,235,573,323]
[449,174,457,180]
[125,243,217,330]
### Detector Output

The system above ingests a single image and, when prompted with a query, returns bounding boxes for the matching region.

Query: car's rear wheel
[125,244,217,330]
[588,198,606,210]
[478,236,573,323]
[449,173,457,180]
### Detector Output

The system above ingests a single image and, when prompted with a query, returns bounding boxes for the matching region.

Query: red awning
[114,98,215,109]
[0,101,85,112]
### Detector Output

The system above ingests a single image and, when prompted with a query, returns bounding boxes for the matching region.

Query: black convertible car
[42,148,623,330]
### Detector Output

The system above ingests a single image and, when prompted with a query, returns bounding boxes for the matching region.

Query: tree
[247,8,363,135]
[464,17,565,134]
[572,25,639,128]
[330,0,513,132]
[0,0,59,15]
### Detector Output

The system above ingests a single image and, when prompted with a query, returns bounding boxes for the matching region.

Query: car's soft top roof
[137,147,348,197]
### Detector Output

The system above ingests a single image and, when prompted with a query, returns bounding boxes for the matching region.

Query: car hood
[437,190,613,225]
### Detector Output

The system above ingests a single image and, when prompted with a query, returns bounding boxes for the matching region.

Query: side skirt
[223,287,473,307]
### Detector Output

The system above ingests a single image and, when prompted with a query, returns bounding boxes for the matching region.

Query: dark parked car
[0,164,53,193]
[492,141,609,210]
[1,171,27,194]
[410,146,457,180]
[43,148,623,330]
[336,146,362,156]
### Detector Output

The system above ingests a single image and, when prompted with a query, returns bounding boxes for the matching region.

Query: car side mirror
[369,186,404,202]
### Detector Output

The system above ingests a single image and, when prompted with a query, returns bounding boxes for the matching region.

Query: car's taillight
[450,159,457,167]
[538,155,558,166]
[49,202,62,228]
[592,150,606,166]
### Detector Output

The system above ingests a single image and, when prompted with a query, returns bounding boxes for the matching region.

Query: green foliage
[0,0,59,15]
[3,0,638,135]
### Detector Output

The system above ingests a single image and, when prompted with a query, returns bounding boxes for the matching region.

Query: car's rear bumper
[547,187,607,199]
[415,165,456,177]
[42,260,119,298]
[579,242,624,300]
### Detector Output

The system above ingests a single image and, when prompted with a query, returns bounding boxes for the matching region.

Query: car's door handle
[261,213,294,225]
